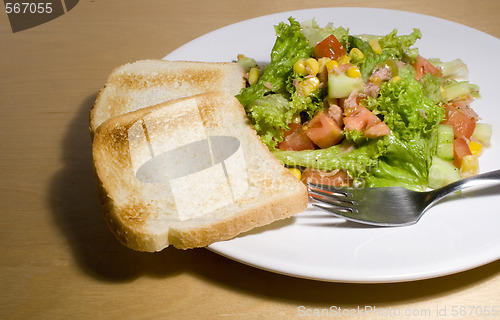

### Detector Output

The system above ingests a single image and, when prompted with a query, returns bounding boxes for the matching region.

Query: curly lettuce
[275,75,444,190]
[273,139,385,183]
[246,94,290,148]
[236,17,313,108]
[237,17,343,150]
[247,91,323,150]
[300,19,349,48]
[364,76,445,140]
[349,28,422,81]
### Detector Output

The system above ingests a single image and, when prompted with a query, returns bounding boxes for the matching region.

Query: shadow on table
[50,93,165,281]
[49,93,500,306]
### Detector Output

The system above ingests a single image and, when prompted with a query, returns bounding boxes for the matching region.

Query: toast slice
[90,59,246,132]
[92,92,308,251]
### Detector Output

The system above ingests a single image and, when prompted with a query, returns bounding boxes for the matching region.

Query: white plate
[164,8,500,283]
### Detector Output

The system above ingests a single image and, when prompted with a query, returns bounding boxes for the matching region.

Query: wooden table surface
[1,1,499,319]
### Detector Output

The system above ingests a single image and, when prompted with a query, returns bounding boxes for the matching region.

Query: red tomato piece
[364,122,391,138]
[442,104,476,140]
[283,122,300,139]
[301,168,352,187]
[343,104,390,138]
[278,123,315,151]
[305,111,344,148]
[412,55,442,80]
[313,34,346,61]
[453,137,472,168]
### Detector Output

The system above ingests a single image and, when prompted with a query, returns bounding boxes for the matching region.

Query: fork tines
[307,183,358,214]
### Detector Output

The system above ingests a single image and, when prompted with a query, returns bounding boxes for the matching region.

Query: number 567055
[5,2,53,14]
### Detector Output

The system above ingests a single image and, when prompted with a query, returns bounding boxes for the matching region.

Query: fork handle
[432,169,500,203]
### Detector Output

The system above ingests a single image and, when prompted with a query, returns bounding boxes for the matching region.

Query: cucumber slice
[328,73,364,98]
[442,81,470,101]
[437,124,454,144]
[436,142,454,160]
[428,156,461,189]
[472,123,492,147]
[436,124,455,160]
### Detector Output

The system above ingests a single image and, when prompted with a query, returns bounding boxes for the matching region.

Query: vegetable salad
[236,18,492,190]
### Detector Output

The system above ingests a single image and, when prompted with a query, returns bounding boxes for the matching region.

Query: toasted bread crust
[90,59,245,133]
[167,190,308,249]
[92,92,308,252]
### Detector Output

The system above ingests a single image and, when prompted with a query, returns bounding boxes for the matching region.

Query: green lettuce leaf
[378,28,422,61]
[365,77,445,140]
[365,134,435,189]
[246,94,290,149]
[247,91,323,150]
[273,139,385,184]
[236,17,313,108]
[300,19,349,48]
[421,72,445,104]
[349,28,421,81]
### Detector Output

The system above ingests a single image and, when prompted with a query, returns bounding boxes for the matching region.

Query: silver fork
[308,169,500,226]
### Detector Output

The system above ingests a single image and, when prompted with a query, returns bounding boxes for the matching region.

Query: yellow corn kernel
[318,57,331,69]
[390,76,401,82]
[469,140,483,156]
[288,168,302,180]
[293,58,307,75]
[317,57,332,80]
[349,48,364,61]
[305,58,320,75]
[338,55,351,65]
[460,155,479,178]
[325,59,340,72]
[368,75,382,85]
[346,66,362,78]
[369,39,383,54]
[248,67,260,85]
[297,76,320,96]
